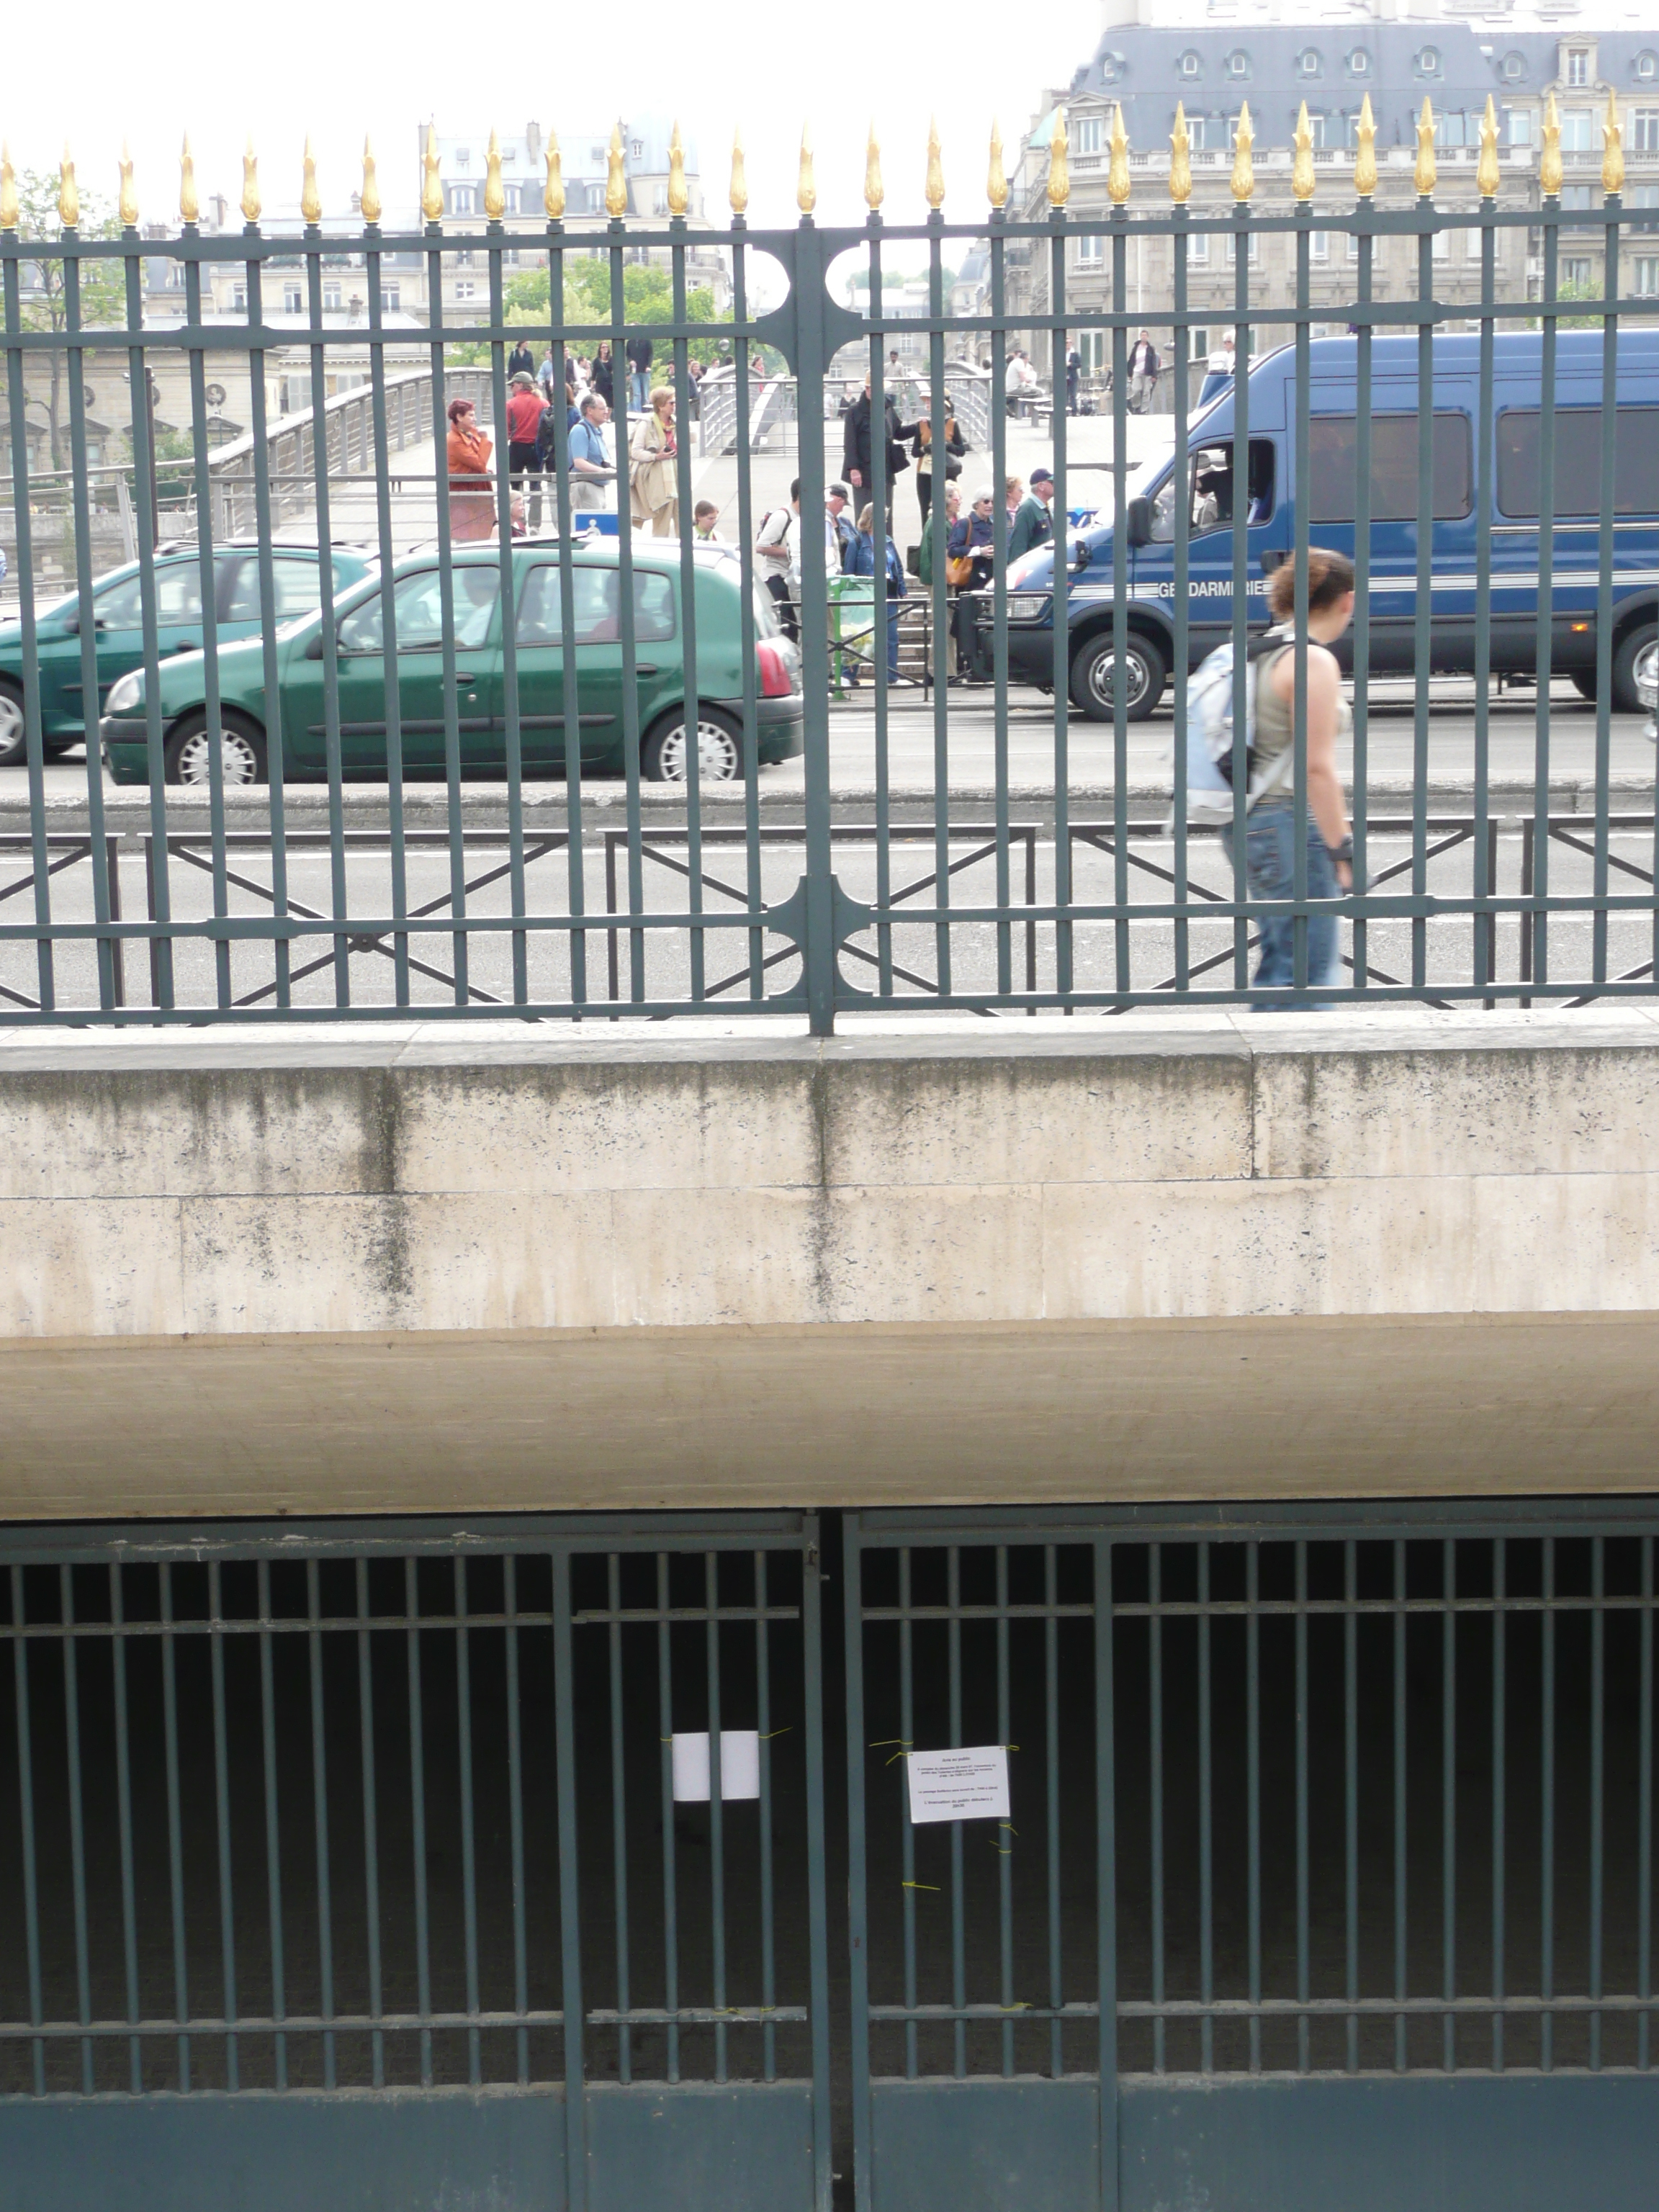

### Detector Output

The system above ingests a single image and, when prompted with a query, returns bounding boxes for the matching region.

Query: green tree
[11,171,127,471]
[1552,275,1609,331]
[447,261,725,370]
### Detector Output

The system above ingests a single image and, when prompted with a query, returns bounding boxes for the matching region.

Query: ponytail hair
[1268,546,1355,624]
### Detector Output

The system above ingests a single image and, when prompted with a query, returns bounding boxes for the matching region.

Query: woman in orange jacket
[446,397,495,543]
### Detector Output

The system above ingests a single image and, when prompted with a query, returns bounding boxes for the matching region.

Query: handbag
[945,554,975,588]
[945,454,963,480]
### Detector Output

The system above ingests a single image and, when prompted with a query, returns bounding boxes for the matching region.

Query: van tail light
[757,641,794,698]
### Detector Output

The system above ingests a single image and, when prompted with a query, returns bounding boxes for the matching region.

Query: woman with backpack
[847,504,907,680]
[1223,547,1356,1007]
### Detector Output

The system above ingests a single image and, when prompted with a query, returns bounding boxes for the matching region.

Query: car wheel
[163,710,268,787]
[0,680,27,768]
[1611,622,1658,719]
[642,706,742,783]
[1069,631,1166,723]
[1570,670,1599,703]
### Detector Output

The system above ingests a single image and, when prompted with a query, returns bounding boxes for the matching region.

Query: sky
[3,0,1089,234]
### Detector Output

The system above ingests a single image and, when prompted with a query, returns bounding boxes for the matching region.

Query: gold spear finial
[798,125,816,215]
[58,145,79,229]
[301,136,321,225]
[484,127,505,219]
[988,120,1008,210]
[241,137,261,224]
[1414,96,1437,199]
[668,120,688,215]
[1048,108,1070,207]
[1169,101,1192,205]
[1602,86,1624,197]
[118,142,138,228]
[606,122,627,217]
[1354,91,1377,199]
[361,136,382,225]
[0,144,17,233]
[1107,103,1130,204]
[729,127,748,215]
[1477,95,1501,199]
[544,130,564,220]
[1292,101,1316,202]
[1230,102,1254,202]
[865,123,884,211]
[926,116,945,210]
[1540,92,1562,197]
[422,125,443,223]
[180,133,199,225]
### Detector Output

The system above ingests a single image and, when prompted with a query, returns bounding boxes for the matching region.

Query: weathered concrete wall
[3,1010,1658,1514]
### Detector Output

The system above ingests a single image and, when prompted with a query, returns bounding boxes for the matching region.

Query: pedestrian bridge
[4,1010,1657,1520]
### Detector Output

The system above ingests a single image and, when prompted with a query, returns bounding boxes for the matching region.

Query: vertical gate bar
[1051,216,1073,1006]
[124,229,174,1012]
[307,1557,336,2088]
[1150,1544,1165,2074]
[59,1568,93,2092]
[11,1564,45,2094]
[1519,818,1534,1001]
[706,1552,729,2082]
[302,227,350,1007]
[928,217,952,1002]
[424,229,468,1006]
[1295,1540,1309,2074]
[1591,1535,1605,2069]
[755,1551,776,2082]
[207,1561,239,2091]
[1591,191,1617,987]
[725,233,764,1002]
[1410,213,1434,993]
[997,1546,1014,2078]
[1645,1539,1654,2070]
[406,1557,433,2087]
[1493,1536,1506,2072]
[109,1564,142,2092]
[364,240,410,1007]
[1473,208,1496,997]
[801,1515,833,2212]
[1094,1536,1119,2212]
[868,230,894,997]
[1228,203,1252,995]
[257,1560,287,2090]
[990,215,1012,1000]
[670,230,703,1007]
[243,232,289,1008]
[608,1555,632,2085]
[791,215,835,1035]
[1442,1538,1456,2074]
[61,233,118,1011]
[1352,217,1373,991]
[1171,210,1191,991]
[657,1552,680,2082]
[161,1562,191,2090]
[1047,1545,1065,2079]
[901,1548,917,2077]
[485,233,530,1009]
[1290,209,1310,994]
[949,1547,966,2078]
[845,1516,873,2212]
[1532,202,1559,994]
[1393,1537,1406,2074]
[552,1547,588,2212]
[1198,1541,1213,2077]
[2,248,57,1014]
[356,1557,385,2090]
[547,233,586,1017]
[1246,1539,1261,2074]
[607,236,644,1008]
[1110,210,1130,1000]
[455,1557,481,2086]
[1344,1539,1359,2075]
[1542,1534,1556,2072]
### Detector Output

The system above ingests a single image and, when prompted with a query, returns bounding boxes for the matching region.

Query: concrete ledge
[4,1010,1659,1512]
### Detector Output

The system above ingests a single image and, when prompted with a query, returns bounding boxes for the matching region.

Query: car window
[1496,405,1659,518]
[515,565,676,647]
[93,561,204,629]
[222,554,324,624]
[337,567,500,655]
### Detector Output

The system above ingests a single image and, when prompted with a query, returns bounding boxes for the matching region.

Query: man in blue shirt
[565,394,613,513]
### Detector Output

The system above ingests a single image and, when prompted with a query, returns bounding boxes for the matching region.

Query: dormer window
[1417,47,1441,78]
[1347,49,1370,77]
[1566,48,1588,87]
[1100,50,1124,83]
[1179,49,1201,78]
[1298,48,1321,78]
[455,148,471,167]
[1226,50,1249,79]
[1638,51,1657,80]
[1501,51,1525,82]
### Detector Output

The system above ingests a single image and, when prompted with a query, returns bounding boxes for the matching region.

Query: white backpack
[1174,631,1293,825]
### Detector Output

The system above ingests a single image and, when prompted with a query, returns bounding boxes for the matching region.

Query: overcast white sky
[5,0,1087,233]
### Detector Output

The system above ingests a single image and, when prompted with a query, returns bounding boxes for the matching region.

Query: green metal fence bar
[1094,1535,1119,2212]
[1642,1535,1654,2074]
[657,1550,680,2082]
[1046,1543,1065,2078]
[207,1560,240,2090]
[256,1559,288,2089]
[606,1554,631,2085]
[306,1555,336,2087]
[366,234,411,1005]
[1148,1544,1165,2074]
[1344,1539,1359,2074]
[356,1556,387,2088]
[159,1562,191,2089]
[405,1557,433,2087]
[58,1566,92,2092]
[2,254,55,1014]
[1442,1539,1457,2073]
[1542,1534,1557,2073]
[1393,1538,1406,2074]
[109,1562,143,2094]
[1492,1537,1506,2072]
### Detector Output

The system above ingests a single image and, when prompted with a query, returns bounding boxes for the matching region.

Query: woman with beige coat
[629,386,680,536]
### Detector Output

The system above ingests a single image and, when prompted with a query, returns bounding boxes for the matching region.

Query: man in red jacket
[506,372,546,530]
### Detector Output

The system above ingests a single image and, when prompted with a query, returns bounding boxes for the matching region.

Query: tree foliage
[447,261,736,370]
[11,171,127,469]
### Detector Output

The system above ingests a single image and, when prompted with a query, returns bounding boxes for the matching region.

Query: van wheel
[1570,671,1599,703]
[0,680,27,768]
[642,706,742,783]
[1612,621,1657,718]
[163,710,268,786]
[1070,631,1165,723]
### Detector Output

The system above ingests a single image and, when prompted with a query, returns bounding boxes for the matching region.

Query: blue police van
[979,331,1659,721]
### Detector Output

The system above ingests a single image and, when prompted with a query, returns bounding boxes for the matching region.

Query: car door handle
[634,663,660,675]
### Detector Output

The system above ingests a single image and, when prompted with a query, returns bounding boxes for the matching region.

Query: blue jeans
[630,370,649,413]
[1221,801,1342,1008]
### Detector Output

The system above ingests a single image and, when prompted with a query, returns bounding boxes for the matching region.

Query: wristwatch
[1328,836,1354,865]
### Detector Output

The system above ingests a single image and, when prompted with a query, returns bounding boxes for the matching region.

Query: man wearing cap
[506,370,546,530]
[1007,467,1056,564]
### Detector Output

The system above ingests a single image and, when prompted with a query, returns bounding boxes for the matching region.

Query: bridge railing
[2,114,1657,1028]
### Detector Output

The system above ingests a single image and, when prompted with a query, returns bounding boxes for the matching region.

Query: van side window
[1496,407,1659,518]
[1306,414,1473,523]
[1151,439,1276,539]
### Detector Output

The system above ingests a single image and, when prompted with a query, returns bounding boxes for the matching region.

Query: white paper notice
[906,1745,1011,1825]
[670,1730,762,1803]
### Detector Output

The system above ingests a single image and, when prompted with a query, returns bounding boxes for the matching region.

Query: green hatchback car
[99,541,804,786]
[0,544,374,767]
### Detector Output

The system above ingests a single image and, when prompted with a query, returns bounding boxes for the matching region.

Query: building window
[1346,231,1361,263]
[631,139,643,159]
[1309,230,1329,262]
[1634,258,1658,297]
[455,250,475,266]
[1298,48,1321,77]
[1505,107,1534,147]
[1226,230,1260,266]
[1307,113,1328,149]
[652,185,669,215]
[1190,327,1210,359]
[1635,110,1659,153]
[1502,52,1526,83]
[1346,49,1369,77]
[1187,116,1209,151]
[1465,227,1485,261]
[1637,52,1657,81]
[232,284,247,311]
[447,184,475,216]
[1566,50,1588,88]
[381,283,400,311]
[1416,47,1440,78]
[1075,233,1104,266]
[1560,109,1595,151]
[1179,50,1201,77]
[1431,225,1449,264]
[324,281,342,310]
[1100,52,1123,84]
[1226,50,1249,78]
[1188,234,1210,266]
[1561,257,1593,289]
[453,281,477,301]
[1073,115,1104,155]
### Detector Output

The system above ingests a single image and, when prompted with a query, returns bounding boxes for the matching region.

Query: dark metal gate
[0,1514,832,2212]
[844,1503,1659,2212]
